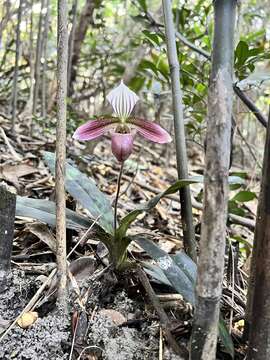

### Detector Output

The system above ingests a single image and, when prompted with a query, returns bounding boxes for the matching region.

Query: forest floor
[0,115,251,359]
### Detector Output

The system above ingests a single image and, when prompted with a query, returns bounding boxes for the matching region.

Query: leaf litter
[0,114,253,359]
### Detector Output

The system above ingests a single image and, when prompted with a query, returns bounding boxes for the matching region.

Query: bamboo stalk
[246,107,270,360]
[55,0,68,309]
[41,0,50,118]
[67,0,78,96]
[11,0,23,133]
[33,0,46,115]
[190,1,237,358]
[162,0,197,263]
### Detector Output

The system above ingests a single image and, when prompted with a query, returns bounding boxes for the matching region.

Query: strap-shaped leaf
[132,234,195,305]
[16,196,92,230]
[142,262,173,287]
[43,152,114,234]
[172,251,197,285]
[133,235,234,358]
[116,179,200,240]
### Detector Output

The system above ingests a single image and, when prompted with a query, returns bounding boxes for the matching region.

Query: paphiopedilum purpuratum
[73,81,172,161]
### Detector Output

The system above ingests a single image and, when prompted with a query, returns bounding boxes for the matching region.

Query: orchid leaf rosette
[73,81,172,161]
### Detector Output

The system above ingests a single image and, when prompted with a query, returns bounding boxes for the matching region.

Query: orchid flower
[73,81,172,162]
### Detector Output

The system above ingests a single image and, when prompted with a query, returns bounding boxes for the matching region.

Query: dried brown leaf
[27,223,56,253]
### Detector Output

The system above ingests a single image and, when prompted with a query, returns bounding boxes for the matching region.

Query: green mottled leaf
[116,178,200,241]
[43,152,114,234]
[142,262,172,287]
[133,235,195,305]
[16,196,92,230]
[172,251,197,285]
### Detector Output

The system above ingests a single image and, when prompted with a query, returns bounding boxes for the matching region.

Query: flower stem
[114,162,124,233]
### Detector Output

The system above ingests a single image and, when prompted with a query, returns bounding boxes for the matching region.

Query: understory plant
[17,81,199,270]
[16,81,244,272]
[15,81,242,355]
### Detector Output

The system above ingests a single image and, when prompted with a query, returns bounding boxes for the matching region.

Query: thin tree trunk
[33,0,46,115]
[29,0,34,110]
[20,0,34,131]
[41,0,50,118]
[122,45,147,84]
[67,0,78,97]
[68,0,100,95]
[243,232,256,341]
[0,1,11,49]
[190,1,236,359]
[56,0,68,308]
[247,108,270,360]
[162,0,196,262]
[11,0,23,134]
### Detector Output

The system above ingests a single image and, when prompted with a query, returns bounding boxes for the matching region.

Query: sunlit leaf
[233,190,256,202]
[235,41,249,67]
[142,30,160,47]
[137,0,147,12]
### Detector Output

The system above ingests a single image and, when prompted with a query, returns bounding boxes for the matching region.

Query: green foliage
[228,200,246,217]
[235,40,269,79]
[232,190,256,203]
[137,0,147,12]
[228,189,256,217]
[142,30,161,47]
[1,0,268,149]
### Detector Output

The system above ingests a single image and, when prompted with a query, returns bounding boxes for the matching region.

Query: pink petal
[128,118,172,144]
[111,133,134,162]
[73,119,117,141]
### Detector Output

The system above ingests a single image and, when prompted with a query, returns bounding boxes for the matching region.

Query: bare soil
[0,268,182,360]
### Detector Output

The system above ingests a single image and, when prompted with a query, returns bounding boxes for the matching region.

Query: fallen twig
[0,126,22,161]
[137,266,188,359]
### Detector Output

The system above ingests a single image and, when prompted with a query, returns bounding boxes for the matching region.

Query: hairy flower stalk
[114,162,124,232]
[73,81,172,265]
